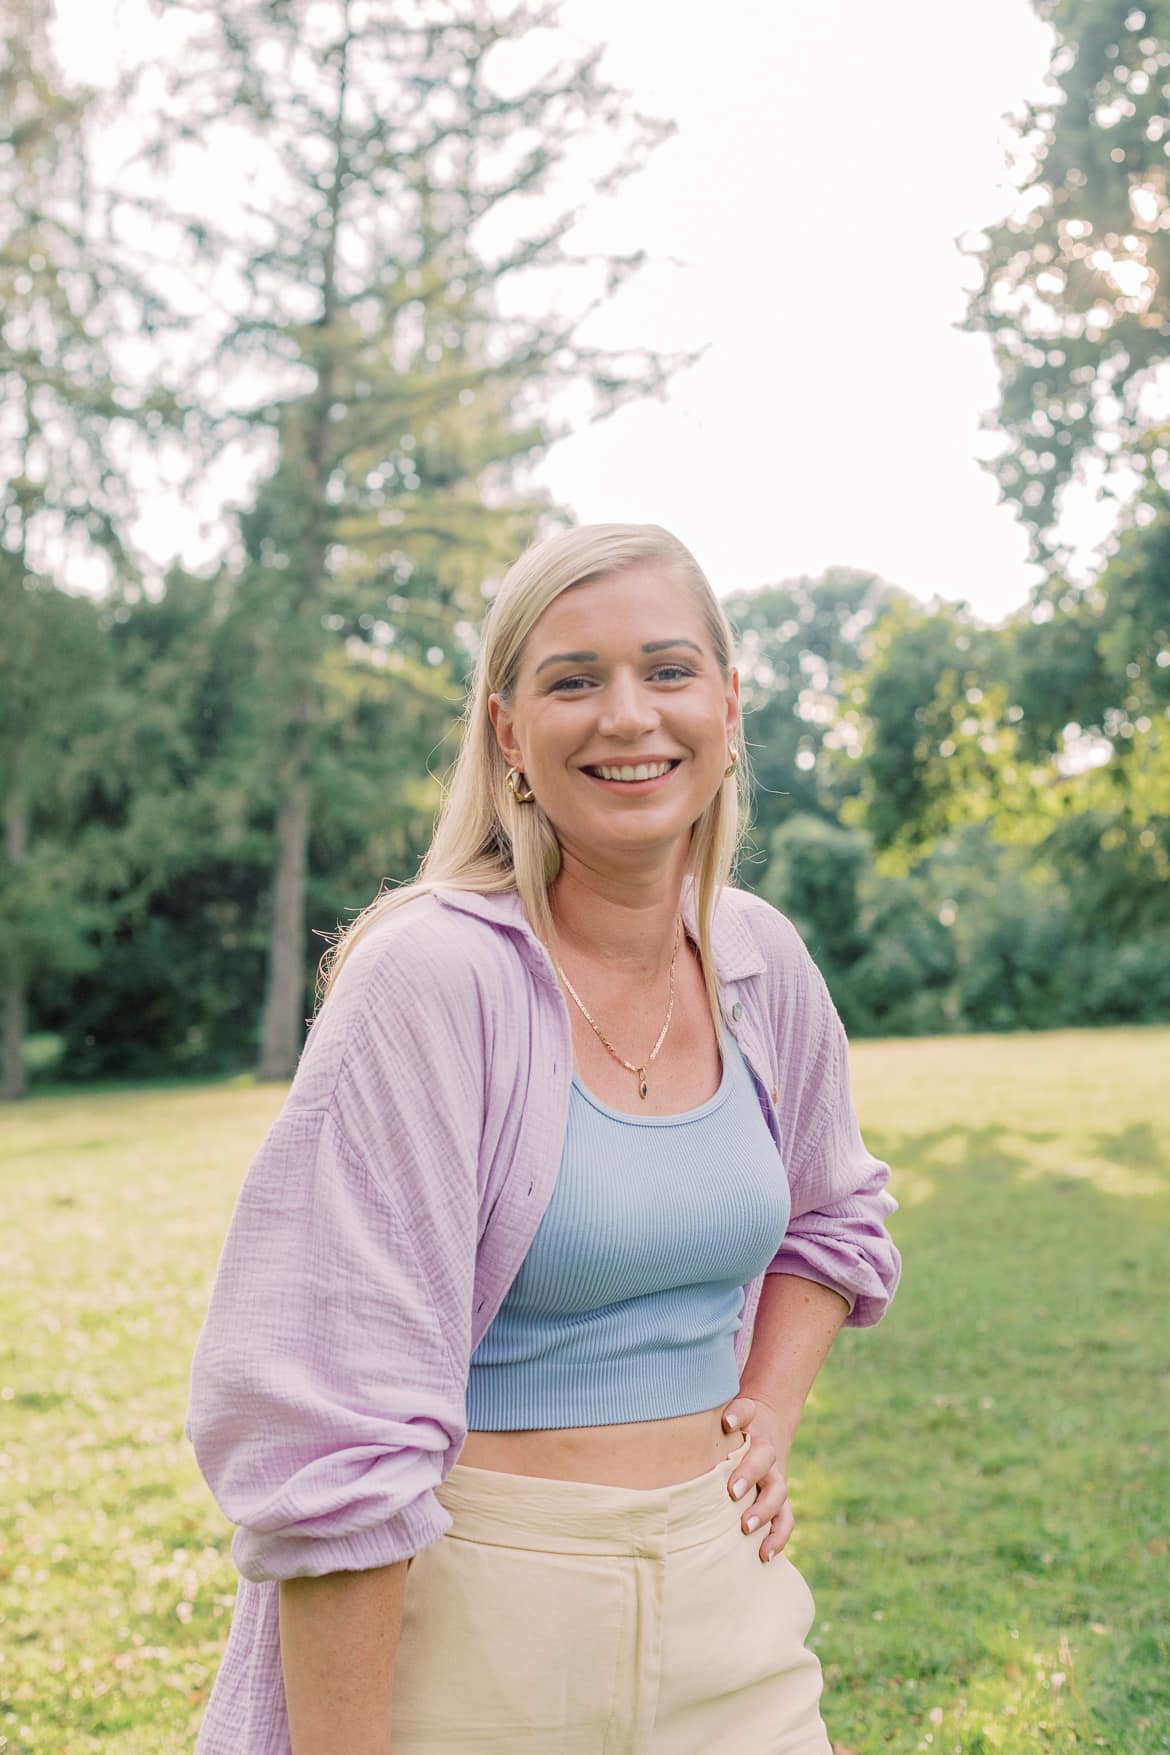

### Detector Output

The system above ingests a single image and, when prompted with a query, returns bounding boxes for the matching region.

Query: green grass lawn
[1,1028,1167,1754]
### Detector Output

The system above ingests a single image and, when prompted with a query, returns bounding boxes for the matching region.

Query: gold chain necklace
[552,918,681,1101]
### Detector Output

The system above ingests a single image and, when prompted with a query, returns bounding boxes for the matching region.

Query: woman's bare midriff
[459,1405,743,1488]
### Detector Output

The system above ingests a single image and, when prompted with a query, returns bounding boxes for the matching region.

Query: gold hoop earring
[506,767,536,803]
[723,748,738,779]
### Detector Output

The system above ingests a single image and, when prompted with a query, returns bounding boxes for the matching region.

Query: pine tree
[124,0,683,1077]
[0,1,147,1096]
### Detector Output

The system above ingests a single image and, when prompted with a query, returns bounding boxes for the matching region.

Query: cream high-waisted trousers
[390,1436,832,1754]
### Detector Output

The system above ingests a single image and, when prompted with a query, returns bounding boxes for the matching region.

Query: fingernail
[745,1515,760,1533]
[724,1413,739,1429]
[762,1549,774,1563]
[730,1478,747,1500]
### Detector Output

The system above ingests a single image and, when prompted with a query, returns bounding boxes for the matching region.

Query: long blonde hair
[317,522,750,1034]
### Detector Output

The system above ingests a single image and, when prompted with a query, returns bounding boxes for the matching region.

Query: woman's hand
[720,1394,794,1563]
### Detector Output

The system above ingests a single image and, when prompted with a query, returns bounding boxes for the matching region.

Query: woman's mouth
[581,759,682,790]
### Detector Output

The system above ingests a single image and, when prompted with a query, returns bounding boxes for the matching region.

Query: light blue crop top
[465,1029,790,1430]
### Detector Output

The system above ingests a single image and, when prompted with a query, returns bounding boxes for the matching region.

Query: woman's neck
[548,855,690,979]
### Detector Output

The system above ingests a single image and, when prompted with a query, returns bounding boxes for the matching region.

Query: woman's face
[488,564,740,871]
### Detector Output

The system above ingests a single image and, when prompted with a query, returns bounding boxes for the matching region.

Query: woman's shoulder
[714,884,839,1026]
[329,886,527,1003]
[715,884,817,970]
[295,889,530,1101]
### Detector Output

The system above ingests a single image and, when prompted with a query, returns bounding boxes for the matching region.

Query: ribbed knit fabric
[466,1030,790,1429]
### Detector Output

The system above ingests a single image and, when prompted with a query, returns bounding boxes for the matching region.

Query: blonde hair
[317,522,750,1035]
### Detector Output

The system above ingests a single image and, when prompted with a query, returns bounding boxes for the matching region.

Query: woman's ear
[487,692,523,770]
[725,667,741,739]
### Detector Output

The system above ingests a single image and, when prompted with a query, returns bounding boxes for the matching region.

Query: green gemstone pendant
[637,1067,649,1100]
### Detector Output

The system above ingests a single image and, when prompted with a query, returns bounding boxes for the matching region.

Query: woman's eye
[549,664,693,692]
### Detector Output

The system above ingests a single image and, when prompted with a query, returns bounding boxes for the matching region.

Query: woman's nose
[597,673,660,738]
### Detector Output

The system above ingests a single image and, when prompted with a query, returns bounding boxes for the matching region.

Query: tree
[0,584,111,1096]
[756,813,957,1037]
[122,0,683,1077]
[35,555,459,1081]
[758,814,870,983]
[722,567,903,865]
[965,0,1170,559]
[38,571,266,1080]
[0,1,151,1095]
[841,593,1024,859]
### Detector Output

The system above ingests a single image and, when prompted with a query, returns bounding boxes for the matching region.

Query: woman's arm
[736,1271,849,1458]
[746,893,901,1326]
[280,1561,409,1755]
[721,1272,849,1561]
[186,906,488,1589]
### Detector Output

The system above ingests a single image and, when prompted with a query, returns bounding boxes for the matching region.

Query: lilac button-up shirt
[186,880,900,1753]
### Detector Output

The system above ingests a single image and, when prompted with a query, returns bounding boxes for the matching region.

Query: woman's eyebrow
[535,649,598,674]
[534,638,703,676]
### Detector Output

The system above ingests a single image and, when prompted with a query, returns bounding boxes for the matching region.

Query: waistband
[435,1433,751,1558]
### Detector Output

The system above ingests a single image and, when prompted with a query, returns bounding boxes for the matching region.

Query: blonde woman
[187,524,900,1754]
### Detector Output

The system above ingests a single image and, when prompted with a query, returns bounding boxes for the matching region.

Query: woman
[187,523,901,1754]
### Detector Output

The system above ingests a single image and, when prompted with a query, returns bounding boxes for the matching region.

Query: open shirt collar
[433,876,766,987]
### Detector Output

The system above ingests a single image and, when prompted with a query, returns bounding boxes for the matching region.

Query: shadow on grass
[796,1116,1170,1753]
[870,1116,1168,1213]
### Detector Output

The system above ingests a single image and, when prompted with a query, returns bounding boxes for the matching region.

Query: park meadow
[1,1023,1167,1755]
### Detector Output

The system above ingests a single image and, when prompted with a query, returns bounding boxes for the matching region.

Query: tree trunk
[2,791,28,1100]
[256,40,346,1083]
[1,961,27,1101]
[256,743,310,1081]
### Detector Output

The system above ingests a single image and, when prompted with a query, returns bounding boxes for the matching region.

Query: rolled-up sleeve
[185,914,482,1580]
[767,951,902,1328]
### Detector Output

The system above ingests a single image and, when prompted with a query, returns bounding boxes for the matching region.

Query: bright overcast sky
[54,0,1082,627]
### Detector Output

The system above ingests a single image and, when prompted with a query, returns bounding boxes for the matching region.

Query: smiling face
[488,564,740,874]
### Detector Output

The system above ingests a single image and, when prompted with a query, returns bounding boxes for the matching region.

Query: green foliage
[757,813,957,1039]
[843,872,959,1039]
[23,507,1168,1078]
[840,596,982,855]
[1,585,111,969]
[965,0,1170,557]
[733,495,1169,1040]
[724,567,902,854]
[0,6,137,584]
[0,2,170,1093]
[759,813,870,978]
[33,566,453,1077]
[5,1,1170,1084]
[953,864,1079,1031]
[30,578,272,1076]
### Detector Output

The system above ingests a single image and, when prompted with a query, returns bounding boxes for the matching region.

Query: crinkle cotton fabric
[186,880,901,1754]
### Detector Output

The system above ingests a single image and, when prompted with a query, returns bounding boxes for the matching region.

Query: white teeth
[593,761,673,781]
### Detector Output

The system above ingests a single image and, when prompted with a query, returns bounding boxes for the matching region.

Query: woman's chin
[554,816,697,869]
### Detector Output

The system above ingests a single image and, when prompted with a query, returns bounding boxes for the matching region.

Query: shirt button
[732,1002,744,1020]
